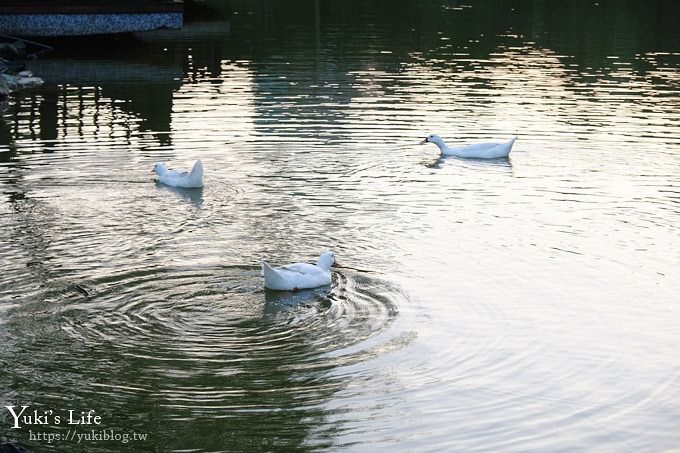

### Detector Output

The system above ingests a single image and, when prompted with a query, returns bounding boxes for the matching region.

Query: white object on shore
[262,251,336,291]
[152,160,203,188]
[16,76,43,89]
[420,134,516,158]
[0,72,44,93]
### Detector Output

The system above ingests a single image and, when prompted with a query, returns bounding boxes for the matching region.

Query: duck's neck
[431,137,448,152]
[316,260,332,271]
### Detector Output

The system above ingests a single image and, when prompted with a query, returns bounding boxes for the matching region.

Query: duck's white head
[317,251,337,270]
[420,134,446,149]
[152,163,168,176]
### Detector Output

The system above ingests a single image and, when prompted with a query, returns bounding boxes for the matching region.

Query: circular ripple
[60,267,405,408]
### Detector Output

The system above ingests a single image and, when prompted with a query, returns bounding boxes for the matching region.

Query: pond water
[1,0,679,451]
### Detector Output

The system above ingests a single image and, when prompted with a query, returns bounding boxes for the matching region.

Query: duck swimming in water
[262,251,337,291]
[152,160,204,188]
[421,134,516,159]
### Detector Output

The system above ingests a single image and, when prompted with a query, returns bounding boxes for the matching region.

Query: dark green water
[1,1,679,451]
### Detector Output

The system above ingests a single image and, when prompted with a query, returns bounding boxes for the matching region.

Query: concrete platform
[0,1,183,36]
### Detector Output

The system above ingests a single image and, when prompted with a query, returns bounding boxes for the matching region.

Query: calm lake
[1,0,679,451]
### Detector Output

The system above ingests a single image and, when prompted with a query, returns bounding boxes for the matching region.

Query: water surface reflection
[1,0,679,451]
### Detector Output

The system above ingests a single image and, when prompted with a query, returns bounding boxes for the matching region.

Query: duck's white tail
[503,137,516,157]
[190,160,203,179]
[262,261,284,290]
[177,159,203,188]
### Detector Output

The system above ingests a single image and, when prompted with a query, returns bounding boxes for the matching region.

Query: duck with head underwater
[152,160,204,188]
[262,251,338,291]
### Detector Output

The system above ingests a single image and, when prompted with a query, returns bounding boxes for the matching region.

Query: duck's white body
[262,251,336,291]
[152,160,203,188]
[422,134,516,158]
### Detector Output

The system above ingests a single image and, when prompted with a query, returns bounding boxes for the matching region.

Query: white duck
[421,134,516,158]
[152,160,203,188]
[262,251,337,291]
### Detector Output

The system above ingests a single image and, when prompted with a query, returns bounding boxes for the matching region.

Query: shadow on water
[155,182,204,207]
[426,155,513,171]
[264,285,332,308]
